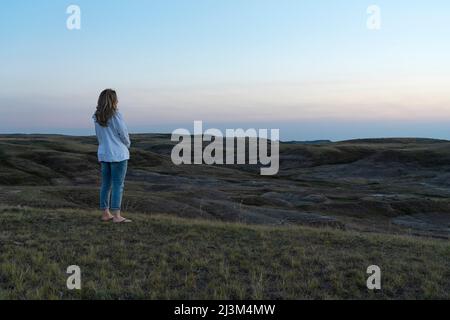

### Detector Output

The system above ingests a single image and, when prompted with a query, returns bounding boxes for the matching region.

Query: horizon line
[1,132,449,144]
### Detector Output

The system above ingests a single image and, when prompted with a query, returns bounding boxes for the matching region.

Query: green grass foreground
[0,206,449,300]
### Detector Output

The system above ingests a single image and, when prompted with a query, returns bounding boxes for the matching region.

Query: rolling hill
[0,134,449,299]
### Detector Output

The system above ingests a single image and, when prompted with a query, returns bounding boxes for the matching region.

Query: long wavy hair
[95,89,118,127]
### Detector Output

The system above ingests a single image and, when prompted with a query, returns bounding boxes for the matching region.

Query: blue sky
[0,0,449,140]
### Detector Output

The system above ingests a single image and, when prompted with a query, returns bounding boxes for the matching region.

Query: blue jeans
[100,160,128,211]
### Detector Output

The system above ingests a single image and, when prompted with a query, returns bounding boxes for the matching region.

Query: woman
[93,89,132,223]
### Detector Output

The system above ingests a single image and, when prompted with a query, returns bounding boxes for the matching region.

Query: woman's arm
[112,112,131,148]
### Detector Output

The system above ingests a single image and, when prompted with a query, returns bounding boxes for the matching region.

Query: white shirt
[93,111,131,162]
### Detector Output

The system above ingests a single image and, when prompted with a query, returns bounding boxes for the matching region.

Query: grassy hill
[1,134,450,237]
[1,206,448,300]
[0,134,450,299]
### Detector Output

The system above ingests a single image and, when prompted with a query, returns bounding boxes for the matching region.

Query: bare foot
[101,210,114,222]
[113,216,132,223]
[111,210,132,223]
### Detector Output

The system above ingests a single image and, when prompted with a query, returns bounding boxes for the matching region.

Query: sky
[0,0,449,141]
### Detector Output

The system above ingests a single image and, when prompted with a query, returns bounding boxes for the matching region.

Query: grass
[0,206,448,300]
